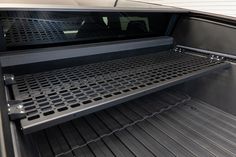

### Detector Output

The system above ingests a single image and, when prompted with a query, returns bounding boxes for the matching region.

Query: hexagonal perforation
[11,51,227,133]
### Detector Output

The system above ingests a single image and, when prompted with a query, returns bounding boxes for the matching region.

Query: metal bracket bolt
[174,47,184,53]
[8,100,26,121]
[3,74,15,85]
[210,55,224,61]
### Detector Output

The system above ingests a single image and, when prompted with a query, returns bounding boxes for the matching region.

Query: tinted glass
[0,11,172,50]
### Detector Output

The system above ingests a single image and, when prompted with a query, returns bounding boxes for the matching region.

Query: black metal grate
[12,52,229,133]
[1,18,79,47]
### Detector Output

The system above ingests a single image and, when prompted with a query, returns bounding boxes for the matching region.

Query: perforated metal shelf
[11,51,229,134]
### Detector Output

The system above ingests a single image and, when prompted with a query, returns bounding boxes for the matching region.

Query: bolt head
[17,105,23,109]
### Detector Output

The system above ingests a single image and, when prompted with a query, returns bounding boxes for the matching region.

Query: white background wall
[130,0,236,18]
[0,0,234,18]
[0,0,170,9]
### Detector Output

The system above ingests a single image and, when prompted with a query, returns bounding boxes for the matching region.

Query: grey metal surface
[172,16,236,116]
[181,63,236,116]
[0,64,14,157]
[10,51,229,134]
[173,16,236,57]
[0,37,173,67]
[31,90,236,157]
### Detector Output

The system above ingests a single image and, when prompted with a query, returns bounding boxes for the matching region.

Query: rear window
[120,16,149,31]
[0,11,172,50]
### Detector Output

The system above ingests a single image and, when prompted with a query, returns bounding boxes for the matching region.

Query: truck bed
[31,90,236,157]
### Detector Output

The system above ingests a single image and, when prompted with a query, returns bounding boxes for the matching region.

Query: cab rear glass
[0,11,173,50]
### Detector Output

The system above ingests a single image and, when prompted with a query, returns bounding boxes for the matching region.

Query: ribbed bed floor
[32,90,236,157]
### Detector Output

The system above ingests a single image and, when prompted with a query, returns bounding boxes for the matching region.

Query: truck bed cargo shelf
[11,51,229,133]
[32,90,236,157]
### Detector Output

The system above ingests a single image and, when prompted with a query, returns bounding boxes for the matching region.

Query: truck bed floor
[32,90,236,157]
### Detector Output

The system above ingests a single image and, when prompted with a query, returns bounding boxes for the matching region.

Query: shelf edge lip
[177,45,236,60]
[20,61,230,134]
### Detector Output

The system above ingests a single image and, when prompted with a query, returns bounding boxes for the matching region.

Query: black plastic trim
[0,37,173,67]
